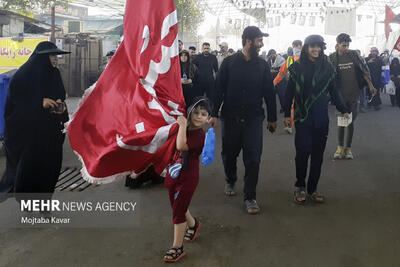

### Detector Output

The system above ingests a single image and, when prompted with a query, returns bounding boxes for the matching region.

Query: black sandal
[294,188,306,204]
[163,246,185,263]
[184,218,202,242]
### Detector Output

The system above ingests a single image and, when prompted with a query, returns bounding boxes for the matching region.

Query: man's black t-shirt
[193,53,218,83]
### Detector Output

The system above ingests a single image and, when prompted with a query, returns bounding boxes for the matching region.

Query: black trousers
[275,79,288,111]
[390,95,397,106]
[198,81,215,101]
[367,87,382,108]
[294,122,328,194]
[221,116,264,200]
[0,143,18,202]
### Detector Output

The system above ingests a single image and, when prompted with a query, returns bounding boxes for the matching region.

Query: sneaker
[244,199,260,214]
[284,126,293,134]
[359,107,366,113]
[334,146,344,159]
[344,148,354,159]
[224,183,236,196]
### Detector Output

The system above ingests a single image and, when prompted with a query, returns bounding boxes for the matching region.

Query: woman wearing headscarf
[0,41,70,201]
[283,35,350,204]
[389,58,400,107]
[179,50,199,105]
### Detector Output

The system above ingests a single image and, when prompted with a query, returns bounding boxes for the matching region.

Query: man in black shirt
[329,33,376,160]
[193,42,218,100]
[210,26,277,214]
[188,46,197,61]
[365,47,383,111]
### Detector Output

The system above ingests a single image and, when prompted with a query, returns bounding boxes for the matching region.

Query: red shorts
[165,172,199,224]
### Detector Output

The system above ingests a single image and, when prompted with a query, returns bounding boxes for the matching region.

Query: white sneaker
[334,146,344,159]
[284,127,293,134]
[344,148,354,159]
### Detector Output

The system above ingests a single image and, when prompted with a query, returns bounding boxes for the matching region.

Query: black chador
[0,42,70,201]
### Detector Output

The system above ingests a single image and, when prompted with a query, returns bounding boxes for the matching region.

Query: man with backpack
[329,33,377,160]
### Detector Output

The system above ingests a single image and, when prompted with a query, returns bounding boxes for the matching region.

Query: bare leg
[164,221,187,261]
[185,210,195,228]
[173,222,187,248]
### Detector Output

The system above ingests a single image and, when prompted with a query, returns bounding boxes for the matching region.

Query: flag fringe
[73,151,166,185]
[72,151,127,184]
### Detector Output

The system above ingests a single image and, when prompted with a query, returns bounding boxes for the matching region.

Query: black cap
[35,41,71,55]
[304,35,326,48]
[186,97,212,118]
[242,26,269,41]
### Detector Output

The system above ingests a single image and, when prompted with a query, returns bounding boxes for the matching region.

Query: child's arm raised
[176,116,189,151]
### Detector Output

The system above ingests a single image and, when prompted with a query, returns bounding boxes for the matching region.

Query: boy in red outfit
[163,98,211,263]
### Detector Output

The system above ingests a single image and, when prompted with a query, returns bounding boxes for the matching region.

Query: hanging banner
[325,7,356,36]
[0,37,48,74]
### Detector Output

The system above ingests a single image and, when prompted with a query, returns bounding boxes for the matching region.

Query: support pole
[51,3,56,43]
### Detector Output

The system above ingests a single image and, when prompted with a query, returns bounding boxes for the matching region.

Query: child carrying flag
[163,97,212,263]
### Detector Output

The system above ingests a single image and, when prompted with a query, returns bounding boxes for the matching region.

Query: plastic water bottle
[183,72,187,79]
[201,127,215,166]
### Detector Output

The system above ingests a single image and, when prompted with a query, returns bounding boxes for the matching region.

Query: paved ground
[0,96,399,267]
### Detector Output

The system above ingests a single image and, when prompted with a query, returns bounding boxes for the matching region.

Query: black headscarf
[179,50,196,80]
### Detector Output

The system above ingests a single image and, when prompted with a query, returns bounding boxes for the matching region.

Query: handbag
[167,150,183,179]
[386,80,396,95]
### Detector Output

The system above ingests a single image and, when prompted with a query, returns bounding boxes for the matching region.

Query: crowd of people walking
[1,25,399,263]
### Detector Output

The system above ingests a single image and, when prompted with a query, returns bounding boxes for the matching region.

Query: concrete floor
[0,96,399,267]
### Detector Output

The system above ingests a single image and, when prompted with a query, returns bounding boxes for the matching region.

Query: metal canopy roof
[67,0,400,21]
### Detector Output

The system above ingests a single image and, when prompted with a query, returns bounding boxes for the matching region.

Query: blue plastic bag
[201,127,215,165]
[382,65,390,85]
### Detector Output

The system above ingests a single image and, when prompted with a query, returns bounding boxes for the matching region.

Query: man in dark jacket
[193,42,218,100]
[209,26,277,214]
[365,47,383,111]
[329,33,376,160]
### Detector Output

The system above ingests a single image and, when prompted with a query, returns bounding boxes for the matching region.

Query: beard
[249,44,259,59]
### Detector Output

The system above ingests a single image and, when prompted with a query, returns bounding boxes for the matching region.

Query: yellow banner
[0,37,48,74]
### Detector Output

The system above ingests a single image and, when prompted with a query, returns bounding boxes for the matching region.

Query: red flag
[394,36,400,52]
[385,5,397,39]
[67,0,185,184]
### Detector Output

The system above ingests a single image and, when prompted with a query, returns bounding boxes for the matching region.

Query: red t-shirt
[176,128,205,192]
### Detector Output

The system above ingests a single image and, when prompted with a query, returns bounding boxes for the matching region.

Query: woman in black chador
[179,50,199,106]
[0,41,70,201]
